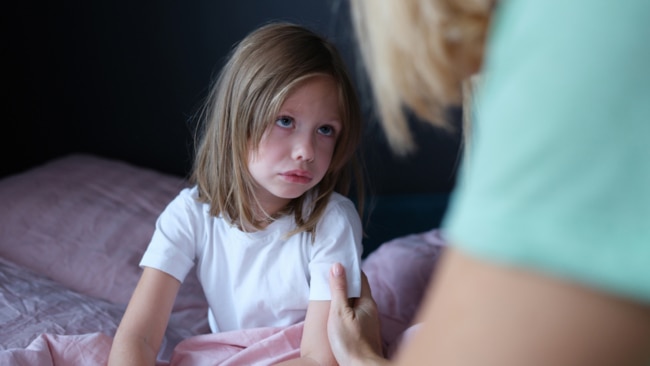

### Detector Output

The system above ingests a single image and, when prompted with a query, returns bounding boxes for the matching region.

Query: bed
[0,154,447,365]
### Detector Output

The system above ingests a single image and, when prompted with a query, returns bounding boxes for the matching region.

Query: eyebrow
[275,109,342,125]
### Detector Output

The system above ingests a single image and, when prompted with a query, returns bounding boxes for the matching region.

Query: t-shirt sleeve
[308,196,364,300]
[139,188,198,282]
[443,1,650,302]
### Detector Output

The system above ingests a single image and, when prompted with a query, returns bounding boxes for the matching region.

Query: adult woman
[327,0,650,365]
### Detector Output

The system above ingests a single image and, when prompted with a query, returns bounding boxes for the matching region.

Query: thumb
[329,262,349,309]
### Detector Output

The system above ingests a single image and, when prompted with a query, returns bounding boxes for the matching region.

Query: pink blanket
[1,325,302,366]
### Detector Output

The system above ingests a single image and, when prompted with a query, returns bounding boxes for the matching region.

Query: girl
[109,22,365,366]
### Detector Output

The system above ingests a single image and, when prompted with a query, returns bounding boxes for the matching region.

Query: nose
[292,133,315,162]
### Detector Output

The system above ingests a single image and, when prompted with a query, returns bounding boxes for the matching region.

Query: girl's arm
[275,300,338,366]
[108,267,181,366]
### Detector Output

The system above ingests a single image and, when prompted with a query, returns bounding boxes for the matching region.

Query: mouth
[280,170,313,184]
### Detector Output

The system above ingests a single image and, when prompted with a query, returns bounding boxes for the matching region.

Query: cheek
[318,140,337,167]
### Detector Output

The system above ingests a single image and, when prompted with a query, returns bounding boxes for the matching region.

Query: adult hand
[327,262,388,366]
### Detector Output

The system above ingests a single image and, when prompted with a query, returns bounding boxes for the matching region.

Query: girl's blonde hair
[191,22,363,238]
[350,0,493,154]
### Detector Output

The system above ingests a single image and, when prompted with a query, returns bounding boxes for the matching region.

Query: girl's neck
[246,200,291,231]
[254,195,291,220]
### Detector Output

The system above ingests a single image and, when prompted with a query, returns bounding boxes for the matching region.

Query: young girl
[108,22,365,366]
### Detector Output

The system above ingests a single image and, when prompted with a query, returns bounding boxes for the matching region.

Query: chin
[274,189,309,200]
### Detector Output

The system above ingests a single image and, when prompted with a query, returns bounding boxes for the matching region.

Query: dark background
[5,1,463,250]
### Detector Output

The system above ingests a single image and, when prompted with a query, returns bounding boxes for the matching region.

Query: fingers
[358,271,380,324]
[329,262,348,309]
[360,271,372,297]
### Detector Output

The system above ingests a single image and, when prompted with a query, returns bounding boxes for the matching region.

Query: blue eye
[318,125,335,136]
[275,116,293,128]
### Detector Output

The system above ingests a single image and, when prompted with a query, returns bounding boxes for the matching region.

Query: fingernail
[332,263,342,277]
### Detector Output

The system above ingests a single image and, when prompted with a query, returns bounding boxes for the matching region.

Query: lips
[280,170,313,184]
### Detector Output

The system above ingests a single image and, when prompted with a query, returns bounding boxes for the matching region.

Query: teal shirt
[443,0,650,302]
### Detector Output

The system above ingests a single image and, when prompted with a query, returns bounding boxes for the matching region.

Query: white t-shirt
[140,186,363,332]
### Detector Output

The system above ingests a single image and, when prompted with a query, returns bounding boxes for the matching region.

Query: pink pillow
[0,154,205,313]
[362,228,446,354]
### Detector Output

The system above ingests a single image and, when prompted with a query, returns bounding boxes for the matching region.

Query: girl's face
[248,75,341,216]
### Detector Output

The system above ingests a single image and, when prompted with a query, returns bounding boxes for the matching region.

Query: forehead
[278,75,342,118]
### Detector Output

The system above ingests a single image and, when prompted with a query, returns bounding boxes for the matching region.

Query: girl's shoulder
[169,185,202,208]
[326,191,353,205]
[162,185,212,220]
[317,192,360,225]
[320,192,357,215]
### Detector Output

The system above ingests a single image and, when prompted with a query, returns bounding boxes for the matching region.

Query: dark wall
[5,1,462,196]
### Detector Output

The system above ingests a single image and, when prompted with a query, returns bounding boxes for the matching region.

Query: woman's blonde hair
[191,22,363,238]
[350,0,493,154]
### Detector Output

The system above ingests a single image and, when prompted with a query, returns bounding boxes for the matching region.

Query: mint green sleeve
[442,0,650,302]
